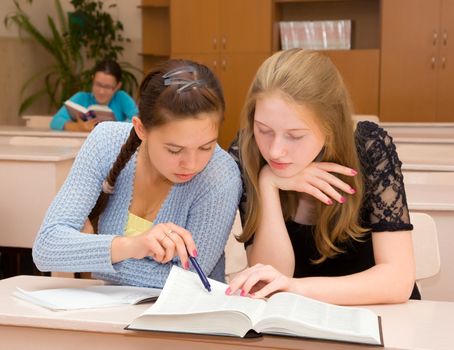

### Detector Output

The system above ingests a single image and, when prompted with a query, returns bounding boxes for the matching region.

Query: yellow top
[124,212,152,237]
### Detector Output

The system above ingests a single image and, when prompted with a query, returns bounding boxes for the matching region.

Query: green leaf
[54,0,68,33]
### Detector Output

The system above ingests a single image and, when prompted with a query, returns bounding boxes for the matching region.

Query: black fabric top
[228,121,420,300]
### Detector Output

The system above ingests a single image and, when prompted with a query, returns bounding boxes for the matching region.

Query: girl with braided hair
[33,60,242,288]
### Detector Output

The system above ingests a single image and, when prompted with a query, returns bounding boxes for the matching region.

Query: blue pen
[188,255,211,292]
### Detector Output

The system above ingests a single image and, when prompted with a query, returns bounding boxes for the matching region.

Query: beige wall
[0,0,142,125]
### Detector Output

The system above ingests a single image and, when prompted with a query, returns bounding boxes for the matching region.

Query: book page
[144,266,266,325]
[64,100,89,122]
[256,292,381,344]
[88,105,115,122]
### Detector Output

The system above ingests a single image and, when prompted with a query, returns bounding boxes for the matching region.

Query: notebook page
[14,285,160,311]
[84,285,161,304]
[143,266,266,324]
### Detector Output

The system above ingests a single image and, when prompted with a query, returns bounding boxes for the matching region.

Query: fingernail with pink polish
[339,196,346,203]
[240,289,246,297]
[350,187,356,194]
[192,249,198,257]
[225,287,231,295]
[327,199,333,205]
[351,169,358,175]
[184,261,189,270]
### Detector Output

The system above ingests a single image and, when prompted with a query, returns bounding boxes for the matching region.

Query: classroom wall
[0,0,142,125]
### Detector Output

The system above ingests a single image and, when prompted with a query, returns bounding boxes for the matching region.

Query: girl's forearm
[248,170,295,275]
[289,263,415,305]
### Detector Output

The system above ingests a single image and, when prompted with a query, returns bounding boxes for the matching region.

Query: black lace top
[228,121,420,299]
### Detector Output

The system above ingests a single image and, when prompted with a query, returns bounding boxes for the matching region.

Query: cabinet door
[322,50,380,115]
[436,0,454,122]
[171,0,220,54]
[380,0,440,122]
[218,53,268,149]
[172,53,221,79]
[220,0,272,53]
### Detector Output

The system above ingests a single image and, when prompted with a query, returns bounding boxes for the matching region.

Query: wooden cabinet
[140,0,453,139]
[436,0,454,122]
[380,0,454,122]
[140,0,171,73]
[273,0,381,116]
[170,0,272,148]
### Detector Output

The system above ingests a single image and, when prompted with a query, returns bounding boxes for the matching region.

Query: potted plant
[4,0,141,114]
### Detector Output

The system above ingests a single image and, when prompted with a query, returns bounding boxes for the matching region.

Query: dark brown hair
[88,59,225,231]
[94,60,122,83]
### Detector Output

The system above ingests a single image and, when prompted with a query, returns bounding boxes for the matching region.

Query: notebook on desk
[14,284,161,311]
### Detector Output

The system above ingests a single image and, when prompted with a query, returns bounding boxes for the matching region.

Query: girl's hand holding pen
[111,222,197,269]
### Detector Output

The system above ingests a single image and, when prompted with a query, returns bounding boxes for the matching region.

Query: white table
[396,143,454,171]
[1,275,454,350]
[380,122,454,144]
[0,138,80,248]
[0,125,89,139]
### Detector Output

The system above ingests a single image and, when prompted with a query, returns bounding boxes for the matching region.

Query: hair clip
[164,78,204,93]
[162,66,196,79]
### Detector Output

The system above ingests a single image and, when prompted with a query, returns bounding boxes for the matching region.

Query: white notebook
[14,284,161,311]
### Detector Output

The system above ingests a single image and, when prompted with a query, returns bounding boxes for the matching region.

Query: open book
[64,100,115,123]
[14,284,161,311]
[126,266,383,346]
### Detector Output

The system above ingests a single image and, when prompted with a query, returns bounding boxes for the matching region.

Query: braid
[88,128,141,232]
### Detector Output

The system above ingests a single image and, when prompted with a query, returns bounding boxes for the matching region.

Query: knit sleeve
[183,156,242,279]
[32,123,124,273]
[355,121,413,232]
[94,147,243,287]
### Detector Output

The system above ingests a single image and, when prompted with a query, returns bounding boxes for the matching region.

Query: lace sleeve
[227,133,247,226]
[355,121,413,232]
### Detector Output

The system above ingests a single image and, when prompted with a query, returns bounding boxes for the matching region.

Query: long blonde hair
[239,49,366,263]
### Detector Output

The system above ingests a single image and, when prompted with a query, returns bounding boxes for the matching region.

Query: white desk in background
[380,122,454,144]
[395,143,454,171]
[380,122,454,135]
[0,125,89,138]
[1,275,453,350]
[403,172,454,302]
[0,138,79,248]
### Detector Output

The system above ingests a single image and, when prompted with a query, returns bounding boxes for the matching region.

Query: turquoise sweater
[33,122,242,288]
[50,91,138,130]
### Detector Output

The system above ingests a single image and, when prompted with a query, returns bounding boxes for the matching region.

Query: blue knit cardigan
[33,122,242,288]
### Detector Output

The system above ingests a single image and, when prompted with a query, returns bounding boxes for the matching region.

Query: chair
[409,212,441,293]
[224,210,248,282]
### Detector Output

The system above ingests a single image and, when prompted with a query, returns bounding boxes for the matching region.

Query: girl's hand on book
[260,162,357,205]
[226,263,292,299]
[111,223,197,268]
